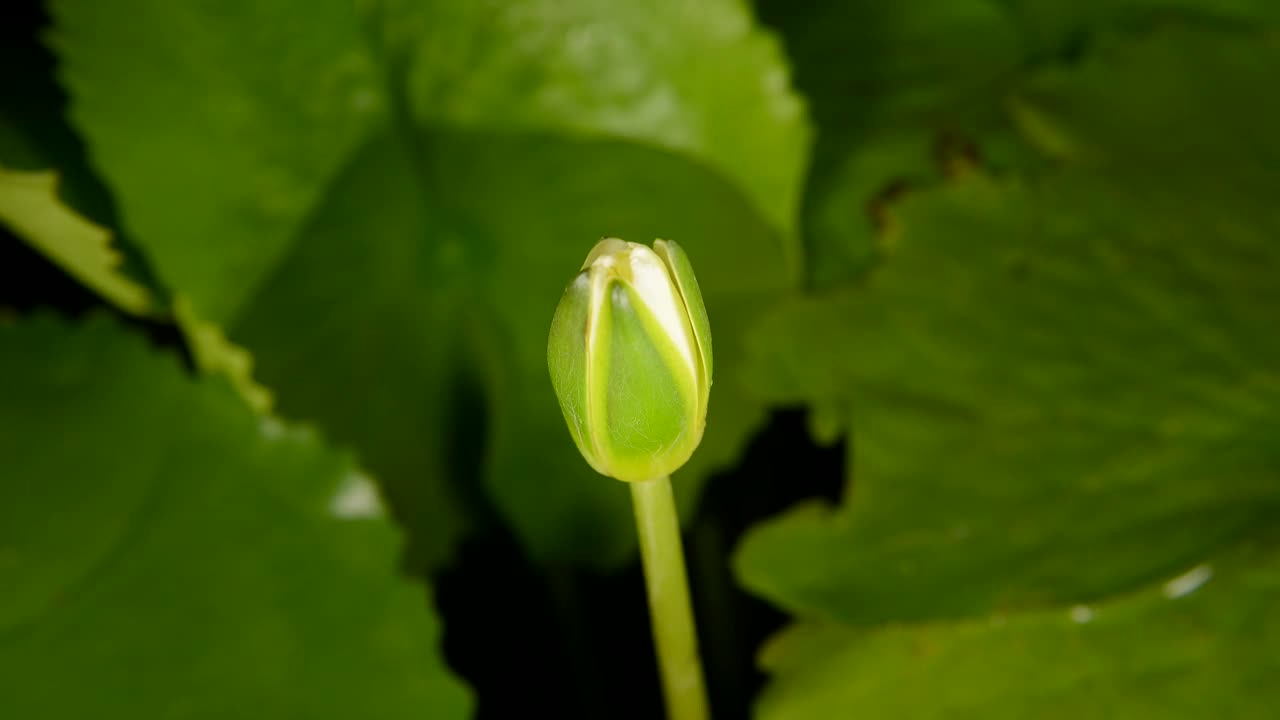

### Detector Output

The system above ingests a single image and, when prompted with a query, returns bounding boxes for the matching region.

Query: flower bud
[548,238,713,483]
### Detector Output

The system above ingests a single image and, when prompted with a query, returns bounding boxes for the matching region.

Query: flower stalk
[548,237,714,719]
[632,475,709,720]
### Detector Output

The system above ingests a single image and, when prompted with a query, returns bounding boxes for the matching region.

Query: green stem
[631,476,710,720]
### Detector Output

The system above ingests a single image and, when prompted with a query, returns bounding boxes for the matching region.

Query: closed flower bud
[548,238,713,483]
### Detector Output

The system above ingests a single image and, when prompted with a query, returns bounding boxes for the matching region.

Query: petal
[581,237,631,271]
[602,282,700,482]
[627,242,699,380]
[547,270,608,476]
[654,239,712,401]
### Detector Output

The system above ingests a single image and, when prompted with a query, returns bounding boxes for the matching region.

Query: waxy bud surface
[548,238,713,483]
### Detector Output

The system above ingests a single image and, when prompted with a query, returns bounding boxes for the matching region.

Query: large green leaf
[753,0,1280,288]
[51,0,807,568]
[756,536,1280,719]
[48,0,386,326]
[0,314,470,717]
[753,0,1028,287]
[735,26,1280,624]
[370,0,810,254]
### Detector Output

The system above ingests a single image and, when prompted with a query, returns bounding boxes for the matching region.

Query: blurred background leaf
[755,536,1280,719]
[368,0,811,255]
[737,18,1280,624]
[0,314,470,718]
[736,9,1280,717]
[49,0,809,570]
[752,0,1280,287]
[0,166,152,315]
[753,0,1028,287]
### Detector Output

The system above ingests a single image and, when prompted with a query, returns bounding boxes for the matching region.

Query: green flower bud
[548,238,713,483]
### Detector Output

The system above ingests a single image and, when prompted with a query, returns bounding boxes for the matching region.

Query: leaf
[753,0,1028,286]
[994,0,1280,56]
[0,3,93,177]
[735,26,1280,624]
[51,0,807,567]
[1,4,161,303]
[0,314,471,718]
[369,0,810,254]
[0,166,152,315]
[757,0,1023,129]
[174,294,274,413]
[755,537,1280,719]
[49,0,387,326]
[0,165,271,413]
[753,0,1280,288]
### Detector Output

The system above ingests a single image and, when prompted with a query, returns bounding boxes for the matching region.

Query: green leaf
[994,0,1280,56]
[1,7,161,301]
[0,314,471,718]
[174,294,274,413]
[0,5,94,179]
[756,536,1280,719]
[52,0,806,567]
[370,0,810,256]
[754,0,1280,288]
[757,0,1023,129]
[736,27,1280,624]
[49,0,387,326]
[0,166,152,315]
[754,0,1028,286]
